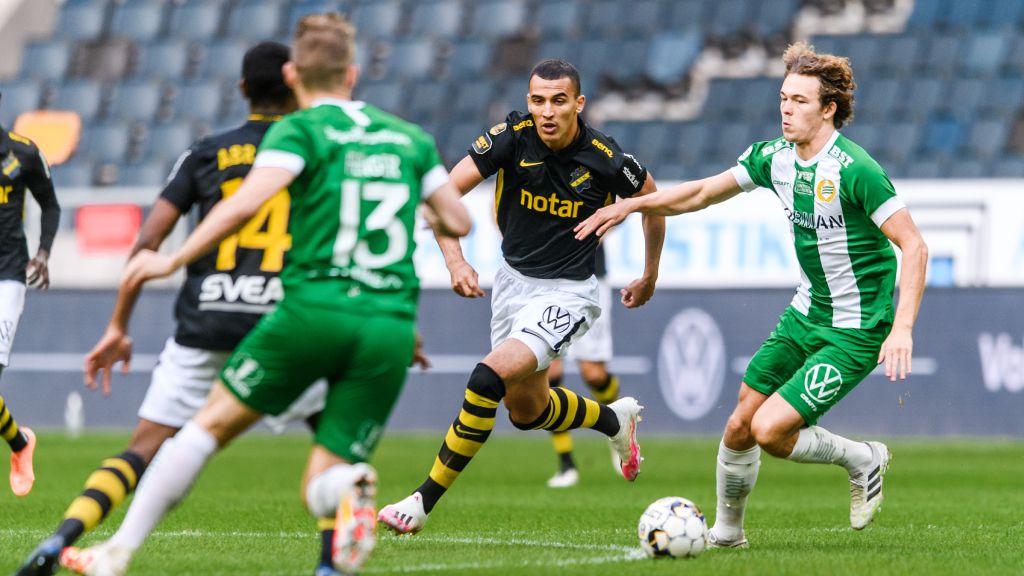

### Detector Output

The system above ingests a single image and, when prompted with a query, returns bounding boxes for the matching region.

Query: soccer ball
[637,496,708,558]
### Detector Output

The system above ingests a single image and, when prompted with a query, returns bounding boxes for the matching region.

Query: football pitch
[1,433,1021,575]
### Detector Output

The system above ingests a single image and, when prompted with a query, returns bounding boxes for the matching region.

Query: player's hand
[574,202,631,240]
[620,276,656,309]
[84,327,133,397]
[26,252,50,289]
[449,260,485,298]
[121,249,178,291]
[878,325,913,381]
[411,331,431,370]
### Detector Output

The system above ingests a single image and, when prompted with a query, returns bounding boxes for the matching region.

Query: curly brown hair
[782,42,856,129]
[293,13,356,91]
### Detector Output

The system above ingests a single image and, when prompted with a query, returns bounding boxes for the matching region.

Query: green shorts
[744,307,890,425]
[220,296,415,463]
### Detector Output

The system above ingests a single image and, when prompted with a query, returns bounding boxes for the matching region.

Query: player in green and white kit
[576,42,928,543]
[66,14,471,576]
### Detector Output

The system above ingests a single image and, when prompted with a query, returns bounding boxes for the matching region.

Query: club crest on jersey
[489,122,507,136]
[570,166,591,193]
[2,152,21,179]
[816,179,837,202]
[472,133,492,154]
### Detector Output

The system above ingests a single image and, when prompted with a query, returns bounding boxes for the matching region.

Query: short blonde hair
[292,13,356,91]
[783,42,856,128]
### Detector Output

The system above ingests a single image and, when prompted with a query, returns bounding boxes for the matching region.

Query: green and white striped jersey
[731,131,905,329]
[253,98,448,319]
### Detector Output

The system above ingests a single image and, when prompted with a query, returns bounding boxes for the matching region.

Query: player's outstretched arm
[24,146,60,290]
[620,173,665,309]
[574,169,744,240]
[84,199,183,396]
[877,208,928,381]
[434,155,485,298]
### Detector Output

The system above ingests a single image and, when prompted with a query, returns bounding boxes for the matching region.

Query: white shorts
[566,279,613,363]
[139,337,327,430]
[490,262,601,371]
[0,280,27,367]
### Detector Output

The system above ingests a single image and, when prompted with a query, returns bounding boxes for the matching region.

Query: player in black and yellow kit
[16,41,310,576]
[379,59,665,533]
[0,95,60,499]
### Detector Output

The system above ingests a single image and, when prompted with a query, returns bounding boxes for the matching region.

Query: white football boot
[377,491,428,535]
[546,467,579,488]
[60,541,132,576]
[707,529,749,549]
[332,463,378,574]
[850,441,891,530]
[607,397,644,481]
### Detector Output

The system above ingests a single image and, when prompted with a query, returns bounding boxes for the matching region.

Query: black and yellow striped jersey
[0,127,59,283]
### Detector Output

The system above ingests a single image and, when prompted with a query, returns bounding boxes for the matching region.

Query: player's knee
[467,363,506,401]
[749,415,788,457]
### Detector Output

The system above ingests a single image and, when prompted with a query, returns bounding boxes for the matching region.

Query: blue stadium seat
[535,39,581,67]
[491,78,526,118]
[875,35,922,78]
[978,78,1024,118]
[845,36,884,77]
[196,40,249,80]
[134,40,191,80]
[355,80,405,116]
[854,78,899,123]
[468,0,527,40]
[82,122,132,163]
[992,158,1024,177]
[385,39,437,80]
[752,0,797,38]
[621,0,663,37]
[0,80,42,126]
[668,122,711,167]
[403,80,450,125]
[601,121,638,153]
[946,159,987,179]
[168,0,227,41]
[584,0,623,39]
[227,0,287,41]
[808,35,847,58]
[896,78,944,122]
[961,32,1010,78]
[285,1,347,36]
[645,32,702,86]
[172,81,224,122]
[451,81,493,121]
[708,0,747,38]
[442,121,482,165]
[18,42,71,81]
[109,81,164,122]
[534,0,581,39]
[1000,36,1024,78]
[877,123,922,165]
[904,158,945,178]
[976,0,1024,30]
[842,123,881,153]
[110,0,166,41]
[919,34,963,77]
[964,120,1009,161]
[350,0,402,39]
[921,116,964,156]
[603,40,648,84]
[119,160,168,186]
[631,122,674,168]
[942,79,986,123]
[53,80,105,122]
[935,0,983,31]
[905,0,943,31]
[447,40,493,80]
[708,123,752,161]
[56,0,107,40]
[51,159,94,188]
[146,124,196,163]
[665,0,711,31]
[409,0,463,38]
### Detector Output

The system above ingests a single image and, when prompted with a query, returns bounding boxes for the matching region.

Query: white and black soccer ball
[637,496,708,558]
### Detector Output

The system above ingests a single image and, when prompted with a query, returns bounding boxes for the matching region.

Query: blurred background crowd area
[0,0,1022,189]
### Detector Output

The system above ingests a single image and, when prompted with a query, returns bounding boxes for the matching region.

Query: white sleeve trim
[729,165,759,192]
[253,150,306,175]
[420,164,449,201]
[870,196,906,228]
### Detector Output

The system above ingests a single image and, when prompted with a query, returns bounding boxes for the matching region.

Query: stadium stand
[0,0,1020,185]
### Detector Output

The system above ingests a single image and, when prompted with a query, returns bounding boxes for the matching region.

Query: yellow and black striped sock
[55,451,147,545]
[588,373,620,405]
[317,517,334,568]
[517,386,619,436]
[416,363,504,514]
[0,393,28,452]
[551,431,576,471]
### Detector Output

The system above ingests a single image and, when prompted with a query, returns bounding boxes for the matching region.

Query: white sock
[712,440,761,540]
[305,464,361,518]
[109,421,219,550]
[787,425,873,477]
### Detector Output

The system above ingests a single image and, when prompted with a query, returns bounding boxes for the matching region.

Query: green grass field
[1,432,1022,575]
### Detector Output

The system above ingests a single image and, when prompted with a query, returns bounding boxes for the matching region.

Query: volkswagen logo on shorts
[657,308,726,421]
[543,305,571,334]
[803,363,843,403]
